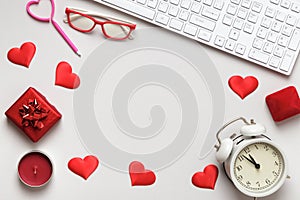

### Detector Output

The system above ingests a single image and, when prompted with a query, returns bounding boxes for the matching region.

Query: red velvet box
[266,86,300,122]
[5,87,61,142]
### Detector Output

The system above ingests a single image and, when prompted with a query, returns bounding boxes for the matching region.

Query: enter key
[288,29,300,51]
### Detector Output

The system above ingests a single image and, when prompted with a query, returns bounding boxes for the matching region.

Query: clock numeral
[275,161,279,166]
[272,171,278,177]
[254,145,259,150]
[237,175,243,181]
[264,145,270,151]
[265,178,271,185]
[272,151,277,157]
[246,181,251,186]
[238,155,245,162]
[244,147,250,154]
[256,181,260,187]
[236,165,243,171]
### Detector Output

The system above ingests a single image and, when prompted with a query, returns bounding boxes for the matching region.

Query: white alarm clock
[215,117,288,199]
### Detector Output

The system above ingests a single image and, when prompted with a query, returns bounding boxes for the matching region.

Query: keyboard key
[158,2,169,13]
[274,46,285,57]
[203,0,213,6]
[235,44,246,55]
[191,2,202,13]
[202,6,220,21]
[156,13,170,25]
[263,42,274,53]
[225,39,236,51]
[169,6,179,16]
[252,2,262,13]
[269,56,280,68]
[148,0,158,9]
[181,0,191,9]
[281,0,291,9]
[104,0,156,20]
[265,7,276,18]
[214,36,225,47]
[276,11,287,22]
[249,48,270,63]
[190,14,216,31]
[184,24,198,36]
[223,14,233,26]
[248,12,258,23]
[179,10,190,21]
[169,19,184,30]
[233,18,244,30]
[244,23,254,33]
[231,0,241,5]
[291,3,300,13]
[271,21,282,32]
[278,35,289,47]
[214,0,224,10]
[227,4,238,15]
[270,0,280,5]
[198,29,212,41]
[170,0,180,5]
[286,15,297,26]
[267,31,278,42]
[280,50,294,72]
[288,29,300,50]
[229,29,240,40]
[241,0,252,8]
[137,0,146,5]
[297,20,300,28]
[237,7,248,19]
[257,27,268,39]
[261,17,272,28]
[282,25,293,36]
[253,38,264,49]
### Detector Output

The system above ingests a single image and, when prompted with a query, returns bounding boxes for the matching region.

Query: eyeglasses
[64,7,136,40]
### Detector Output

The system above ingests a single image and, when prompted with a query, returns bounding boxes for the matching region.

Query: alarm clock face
[232,141,287,197]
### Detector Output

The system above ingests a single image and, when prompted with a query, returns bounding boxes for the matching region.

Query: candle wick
[33,166,38,175]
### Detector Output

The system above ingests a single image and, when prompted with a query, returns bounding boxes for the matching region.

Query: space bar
[102,0,156,20]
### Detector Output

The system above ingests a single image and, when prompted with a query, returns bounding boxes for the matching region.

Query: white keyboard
[93,0,300,75]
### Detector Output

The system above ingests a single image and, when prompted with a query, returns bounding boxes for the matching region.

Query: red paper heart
[228,75,259,99]
[266,86,300,122]
[68,156,99,180]
[129,161,156,186]
[192,164,219,190]
[55,61,80,89]
[7,42,36,67]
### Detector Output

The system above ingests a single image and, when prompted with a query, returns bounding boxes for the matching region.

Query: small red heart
[55,61,80,89]
[192,164,219,190]
[129,161,156,186]
[7,42,36,67]
[228,75,259,99]
[68,156,99,180]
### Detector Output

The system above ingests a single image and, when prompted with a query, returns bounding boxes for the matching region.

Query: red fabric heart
[7,42,36,67]
[192,164,219,190]
[55,61,80,89]
[228,75,259,99]
[266,86,300,122]
[129,161,156,186]
[68,156,99,180]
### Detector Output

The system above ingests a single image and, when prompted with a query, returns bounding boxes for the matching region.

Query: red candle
[18,151,53,187]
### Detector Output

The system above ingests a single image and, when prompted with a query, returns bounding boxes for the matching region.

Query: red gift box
[266,86,300,122]
[5,87,61,142]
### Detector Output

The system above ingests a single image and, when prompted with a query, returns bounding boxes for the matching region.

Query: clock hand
[242,155,256,165]
[249,154,260,169]
[242,155,260,169]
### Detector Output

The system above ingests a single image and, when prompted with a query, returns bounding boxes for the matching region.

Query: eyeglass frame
[64,7,137,40]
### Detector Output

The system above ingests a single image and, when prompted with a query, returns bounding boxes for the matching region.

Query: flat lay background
[0,0,300,199]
